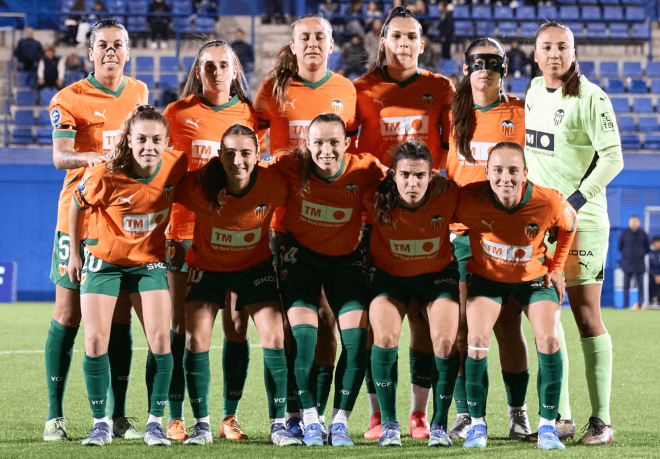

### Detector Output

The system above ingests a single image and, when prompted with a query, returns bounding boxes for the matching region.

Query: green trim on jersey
[87,73,126,98]
[312,156,345,183]
[490,182,533,214]
[200,94,239,112]
[474,94,504,113]
[52,130,76,139]
[380,66,421,88]
[295,70,331,89]
[227,167,258,198]
[127,160,162,184]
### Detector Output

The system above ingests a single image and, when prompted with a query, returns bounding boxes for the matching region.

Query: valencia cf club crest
[58,261,67,277]
[500,119,514,137]
[331,99,344,115]
[525,223,540,239]
[80,270,87,285]
[163,184,174,201]
[255,204,268,219]
[430,215,443,230]
[280,269,288,282]
[345,184,358,197]
[422,94,434,109]
[554,109,565,126]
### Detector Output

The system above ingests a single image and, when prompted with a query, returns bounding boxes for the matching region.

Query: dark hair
[269,14,333,110]
[180,39,251,105]
[89,19,129,50]
[630,215,640,220]
[196,124,259,213]
[652,236,660,243]
[372,141,432,225]
[363,6,422,78]
[451,37,507,164]
[487,141,527,168]
[106,105,167,175]
[534,21,581,97]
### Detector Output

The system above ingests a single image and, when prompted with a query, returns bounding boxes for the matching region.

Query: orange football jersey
[363,181,460,277]
[51,74,149,234]
[254,71,357,153]
[454,181,577,282]
[73,150,188,266]
[267,152,385,256]
[163,94,259,240]
[174,164,288,272]
[353,68,455,168]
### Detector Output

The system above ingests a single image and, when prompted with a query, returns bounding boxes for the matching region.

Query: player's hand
[68,253,82,285]
[430,171,453,196]
[544,271,566,305]
[86,152,107,168]
[547,226,558,244]
[655,274,660,285]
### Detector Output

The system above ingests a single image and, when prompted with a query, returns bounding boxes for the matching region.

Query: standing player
[352,7,455,439]
[455,142,577,450]
[162,39,258,441]
[254,13,357,436]
[45,19,147,441]
[67,106,188,446]
[524,22,623,444]
[174,125,297,447]
[364,141,460,447]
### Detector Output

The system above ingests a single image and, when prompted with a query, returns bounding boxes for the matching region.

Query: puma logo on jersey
[285,98,296,109]
[481,220,495,231]
[117,194,136,205]
[186,118,200,129]
[373,98,386,107]
[579,261,590,268]
[94,110,107,120]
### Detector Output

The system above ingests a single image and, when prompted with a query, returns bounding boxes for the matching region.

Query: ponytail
[269,45,299,111]
[372,169,400,225]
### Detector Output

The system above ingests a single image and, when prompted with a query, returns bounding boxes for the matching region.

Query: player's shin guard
[502,370,529,408]
[222,339,250,417]
[465,356,489,419]
[557,322,572,419]
[581,334,612,424]
[364,348,376,394]
[538,350,562,421]
[285,342,301,415]
[168,331,186,420]
[108,322,132,419]
[410,349,433,413]
[83,353,111,419]
[314,364,334,417]
[146,351,155,412]
[184,349,210,418]
[45,320,78,420]
[149,352,173,417]
[290,324,318,409]
[453,374,469,415]
[264,348,288,420]
[432,354,460,428]
[333,328,367,413]
[371,345,398,423]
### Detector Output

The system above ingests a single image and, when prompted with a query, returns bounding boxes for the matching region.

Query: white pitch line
[0,344,262,356]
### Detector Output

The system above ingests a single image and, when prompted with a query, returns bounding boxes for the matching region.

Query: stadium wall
[1,150,659,303]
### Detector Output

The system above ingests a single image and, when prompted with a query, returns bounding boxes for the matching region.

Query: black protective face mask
[466,53,506,76]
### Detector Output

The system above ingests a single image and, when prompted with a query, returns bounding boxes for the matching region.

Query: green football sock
[145,351,155,413]
[453,375,469,415]
[557,322,572,419]
[431,353,460,428]
[83,353,110,419]
[364,348,376,394]
[45,320,78,420]
[107,322,132,419]
[465,356,489,419]
[538,350,562,421]
[581,333,613,424]
[184,349,210,418]
[502,370,529,408]
[333,328,367,412]
[291,324,318,409]
[371,345,398,424]
[410,348,433,389]
[149,352,173,417]
[315,365,334,417]
[222,339,250,417]
[168,330,186,420]
[263,347,288,419]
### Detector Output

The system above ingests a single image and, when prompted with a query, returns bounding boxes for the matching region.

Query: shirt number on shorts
[283,247,298,264]
[58,235,70,261]
[83,248,102,273]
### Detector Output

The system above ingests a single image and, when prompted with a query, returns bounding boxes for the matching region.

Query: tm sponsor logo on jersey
[390,238,440,258]
[525,130,554,152]
[457,141,496,165]
[211,228,261,248]
[289,120,311,142]
[122,209,170,237]
[102,130,121,153]
[301,200,352,225]
[191,140,221,162]
[482,239,533,265]
[380,115,429,136]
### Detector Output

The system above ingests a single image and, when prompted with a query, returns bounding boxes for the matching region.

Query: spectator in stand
[65,53,85,74]
[345,0,366,37]
[63,0,86,46]
[649,237,660,306]
[529,50,540,77]
[437,0,453,59]
[341,34,367,79]
[365,1,383,30]
[418,35,438,71]
[319,0,337,17]
[263,0,285,24]
[364,18,382,65]
[618,215,650,309]
[230,28,255,73]
[508,40,528,78]
[14,27,43,72]
[37,45,65,90]
[410,0,430,34]
[148,0,172,49]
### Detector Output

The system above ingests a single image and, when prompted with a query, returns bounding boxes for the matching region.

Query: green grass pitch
[1,304,659,458]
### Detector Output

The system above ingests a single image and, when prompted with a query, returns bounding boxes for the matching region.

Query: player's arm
[67,195,86,284]
[53,137,106,170]
[545,198,578,303]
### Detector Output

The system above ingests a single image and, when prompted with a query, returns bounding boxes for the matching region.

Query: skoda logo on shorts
[254,204,268,219]
[524,223,540,239]
[430,215,443,230]
[345,184,358,198]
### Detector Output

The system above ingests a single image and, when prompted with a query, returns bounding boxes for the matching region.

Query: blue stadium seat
[515,6,535,19]
[160,56,179,72]
[472,6,491,19]
[173,0,193,15]
[631,23,651,39]
[581,61,596,78]
[638,117,658,132]
[578,0,597,4]
[610,97,629,113]
[651,79,660,94]
[646,62,660,77]
[65,71,86,87]
[632,97,653,113]
[603,6,623,20]
[604,78,624,94]
[475,21,494,37]
[559,6,580,21]
[173,17,192,34]
[625,6,646,21]
[600,0,621,4]
[428,4,439,17]
[454,21,474,37]
[36,127,52,145]
[60,0,76,12]
[617,116,635,132]
[494,6,514,19]
[643,134,660,149]
[628,80,647,94]
[136,73,155,89]
[38,109,50,125]
[498,22,517,36]
[609,23,629,39]
[128,0,149,14]
[453,5,470,19]
[127,16,147,33]
[587,23,607,39]
[623,62,643,78]
[183,56,196,71]
[588,77,601,87]
[135,56,154,72]
[148,92,155,106]
[581,6,601,20]
[107,0,125,13]
[621,0,643,4]
[620,134,641,149]
[510,77,530,93]
[328,52,341,72]
[39,89,57,106]
[520,22,538,37]
[600,61,619,78]
[538,6,558,20]
[12,128,33,144]
[16,90,36,106]
[14,110,35,126]
[568,23,585,39]
[438,59,457,75]
[195,17,215,34]
[159,74,179,90]
[17,71,36,88]
[556,0,577,4]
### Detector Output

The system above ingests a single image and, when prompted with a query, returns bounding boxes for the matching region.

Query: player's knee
[85,335,109,357]
[536,333,559,355]
[262,329,285,349]
[431,335,454,358]
[374,331,399,349]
